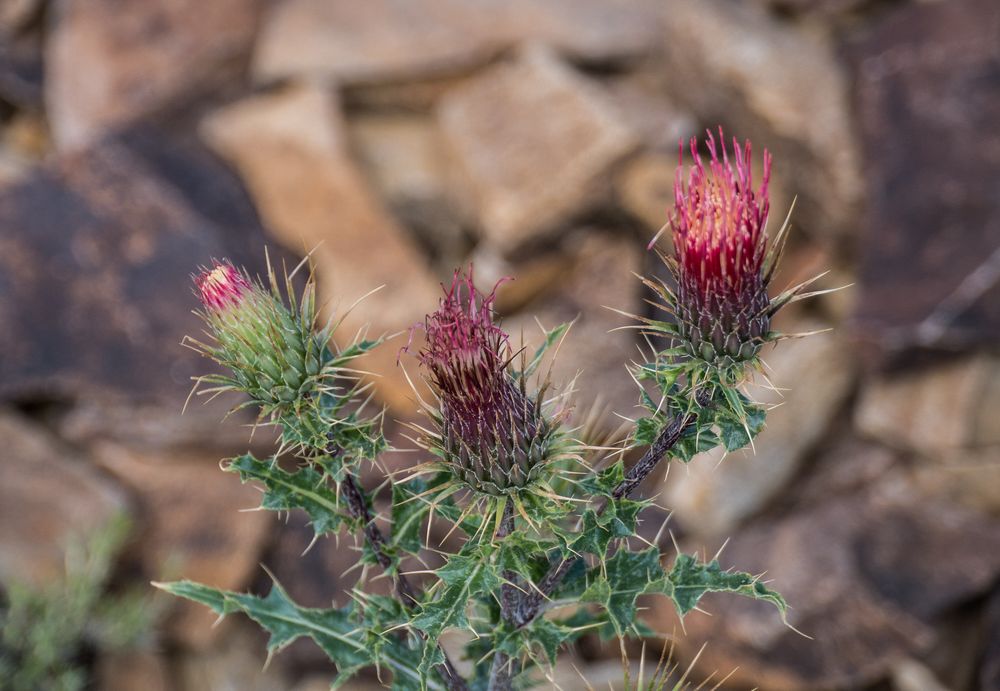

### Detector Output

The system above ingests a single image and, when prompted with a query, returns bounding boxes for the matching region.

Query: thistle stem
[340,472,468,691]
[489,502,519,691]
[509,387,711,629]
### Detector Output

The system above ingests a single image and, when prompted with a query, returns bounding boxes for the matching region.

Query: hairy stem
[510,388,711,629]
[489,502,519,691]
[340,472,468,691]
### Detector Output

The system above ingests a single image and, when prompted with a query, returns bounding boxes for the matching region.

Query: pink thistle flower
[414,269,551,496]
[667,129,776,366]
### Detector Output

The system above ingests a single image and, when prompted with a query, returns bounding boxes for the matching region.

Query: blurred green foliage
[0,516,157,691]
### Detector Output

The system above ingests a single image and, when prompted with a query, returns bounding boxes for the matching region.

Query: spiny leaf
[579,461,625,497]
[225,454,343,536]
[391,479,430,554]
[603,547,664,636]
[494,618,575,664]
[715,398,766,452]
[155,580,370,683]
[411,554,500,677]
[582,547,666,637]
[569,510,613,555]
[633,416,661,446]
[664,553,787,617]
[497,533,560,583]
[564,500,643,556]
[156,580,445,690]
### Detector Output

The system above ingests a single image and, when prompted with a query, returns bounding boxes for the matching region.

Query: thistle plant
[158,129,822,690]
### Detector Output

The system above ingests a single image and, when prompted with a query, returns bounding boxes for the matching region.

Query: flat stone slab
[438,47,636,255]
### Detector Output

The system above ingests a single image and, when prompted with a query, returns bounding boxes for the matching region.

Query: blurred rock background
[0,0,998,689]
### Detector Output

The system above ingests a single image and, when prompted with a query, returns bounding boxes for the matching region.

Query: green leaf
[225,454,343,536]
[633,416,660,445]
[715,398,766,452]
[671,422,719,463]
[564,499,644,556]
[571,547,667,637]
[331,338,381,364]
[602,547,665,635]
[156,580,447,691]
[391,480,429,554]
[411,554,500,678]
[602,498,644,538]
[549,557,588,601]
[155,580,369,681]
[664,553,787,617]
[580,577,611,604]
[497,533,559,583]
[579,461,625,497]
[493,618,575,665]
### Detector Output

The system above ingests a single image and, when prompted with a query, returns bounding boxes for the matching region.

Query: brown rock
[3,112,50,160]
[981,589,1000,691]
[472,245,576,316]
[0,26,43,109]
[667,325,856,536]
[46,0,260,150]
[614,154,674,233]
[0,147,30,187]
[254,0,664,87]
[0,132,274,412]
[93,443,272,648]
[95,651,171,691]
[346,113,469,270]
[669,484,1000,689]
[794,438,897,509]
[911,450,1000,516]
[760,0,868,18]
[847,0,1000,354]
[438,47,637,255]
[55,398,276,455]
[891,659,951,691]
[599,72,696,154]
[851,485,1000,621]
[0,411,126,586]
[502,231,642,427]
[662,0,862,242]
[854,356,997,457]
[175,625,291,691]
[342,71,478,113]
[253,0,498,87]
[0,0,40,33]
[200,83,441,414]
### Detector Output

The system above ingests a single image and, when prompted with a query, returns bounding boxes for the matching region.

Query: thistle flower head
[413,270,560,497]
[664,129,778,369]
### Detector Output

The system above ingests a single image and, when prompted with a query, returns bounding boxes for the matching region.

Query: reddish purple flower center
[417,269,510,403]
[195,262,252,312]
[672,129,771,301]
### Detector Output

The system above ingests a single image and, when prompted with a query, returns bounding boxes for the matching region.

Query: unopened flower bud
[194,261,322,412]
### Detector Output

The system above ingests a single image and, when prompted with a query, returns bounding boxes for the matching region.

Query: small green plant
[159,130,823,689]
[0,517,156,691]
